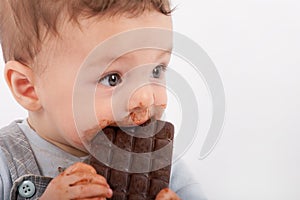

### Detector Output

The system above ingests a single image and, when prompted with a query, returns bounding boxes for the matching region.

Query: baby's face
[32,11,172,154]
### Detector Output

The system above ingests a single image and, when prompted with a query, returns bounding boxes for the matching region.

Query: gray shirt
[0,120,206,200]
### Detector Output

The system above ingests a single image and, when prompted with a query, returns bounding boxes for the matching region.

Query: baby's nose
[128,85,154,111]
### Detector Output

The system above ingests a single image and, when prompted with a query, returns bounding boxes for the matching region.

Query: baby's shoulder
[0,145,12,200]
[0,120,26,154]
[0,120,23,137]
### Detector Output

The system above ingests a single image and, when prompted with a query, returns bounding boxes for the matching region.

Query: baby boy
[0,0,205,199]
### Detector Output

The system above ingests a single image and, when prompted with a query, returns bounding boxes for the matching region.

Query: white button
[18,180,36,198]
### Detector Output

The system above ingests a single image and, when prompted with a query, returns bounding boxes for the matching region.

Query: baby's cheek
[155,88,167,104]
[94,98,115,120]
[79,119,113,143]
[153,104,167,120]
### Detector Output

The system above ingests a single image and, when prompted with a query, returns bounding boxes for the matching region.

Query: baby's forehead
[79,29,172,67]
[34,14,173,79]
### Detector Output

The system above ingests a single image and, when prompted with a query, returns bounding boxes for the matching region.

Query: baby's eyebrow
[117,47,173,61]
[156,48,173,59]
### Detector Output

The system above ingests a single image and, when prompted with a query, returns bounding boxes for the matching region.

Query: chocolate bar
[87,120,174,200]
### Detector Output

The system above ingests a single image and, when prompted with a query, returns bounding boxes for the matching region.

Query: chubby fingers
[64,162,97,175]
[73,198,106,200]
[66,171,109,187]
[155,188,181,200]
[63,162,112,199]
[68,183,112,199]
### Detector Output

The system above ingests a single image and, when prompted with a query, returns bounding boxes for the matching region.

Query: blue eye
[152,64,166,78]
[98,73,122,87]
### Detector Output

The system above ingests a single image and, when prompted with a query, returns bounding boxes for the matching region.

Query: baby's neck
[27,115,88,157]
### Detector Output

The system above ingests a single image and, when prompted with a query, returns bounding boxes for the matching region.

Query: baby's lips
[130,108,150,125]
[128,105,166,126]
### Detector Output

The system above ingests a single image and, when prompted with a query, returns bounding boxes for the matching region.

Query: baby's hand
[39,162,112,200]
[155,188,181,200]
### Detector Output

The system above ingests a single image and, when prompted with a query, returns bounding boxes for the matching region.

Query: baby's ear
[4,61,41,111]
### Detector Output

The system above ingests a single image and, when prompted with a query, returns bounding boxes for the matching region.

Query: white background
[1,0,300,199]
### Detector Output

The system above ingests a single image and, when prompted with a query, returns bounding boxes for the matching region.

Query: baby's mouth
[129,108,150,126]
[99,118,158,140]
[123,104,166,127]
[117,118,158,138]
[83,105,165,141]
[108,112,151,128]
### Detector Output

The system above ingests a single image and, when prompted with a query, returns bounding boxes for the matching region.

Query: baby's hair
[0,0,172,66]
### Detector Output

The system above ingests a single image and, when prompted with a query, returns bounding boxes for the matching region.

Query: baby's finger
[156,188,181,200]
[68,184,113,199]
[74,198,106,200]
[67,173,109,187]
[64,162,97,175]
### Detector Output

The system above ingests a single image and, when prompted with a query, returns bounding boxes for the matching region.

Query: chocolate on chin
[87,120,174,200]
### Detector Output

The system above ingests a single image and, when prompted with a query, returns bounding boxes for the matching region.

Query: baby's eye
[152,64,167,78]
[98,73,122,87]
